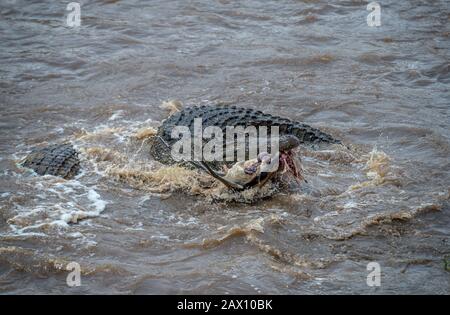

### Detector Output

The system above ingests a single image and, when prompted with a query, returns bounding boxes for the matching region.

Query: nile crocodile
[22,143,80,180]
[22,105,340,189]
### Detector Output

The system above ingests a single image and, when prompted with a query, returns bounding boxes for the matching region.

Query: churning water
[0,0,449,294]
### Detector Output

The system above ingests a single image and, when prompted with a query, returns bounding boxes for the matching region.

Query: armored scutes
[22,143,80,179]
[149,105,340,165]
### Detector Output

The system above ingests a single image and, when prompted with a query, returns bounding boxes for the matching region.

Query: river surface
[0,0,449,294]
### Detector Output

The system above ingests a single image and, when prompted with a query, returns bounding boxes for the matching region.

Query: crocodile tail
[288,123,341,144]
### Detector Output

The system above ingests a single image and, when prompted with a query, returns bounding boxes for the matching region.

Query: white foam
[109,110,125,121]
[58,189,106,224]
[87,189,107,213]
[344,201,358,209]
[3,174,108,238]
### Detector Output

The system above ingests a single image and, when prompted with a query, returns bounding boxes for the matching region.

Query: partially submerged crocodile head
[201,134,303,191]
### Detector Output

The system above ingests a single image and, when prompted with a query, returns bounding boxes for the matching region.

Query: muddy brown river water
[0,0,449,294]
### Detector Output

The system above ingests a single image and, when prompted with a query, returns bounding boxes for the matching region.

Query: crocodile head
[203,134,303,190]
[151,131,303,190]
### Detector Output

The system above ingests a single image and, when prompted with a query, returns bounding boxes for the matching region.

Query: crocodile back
[151,105,340,164]
[22,143,80,179]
